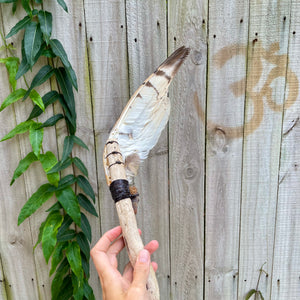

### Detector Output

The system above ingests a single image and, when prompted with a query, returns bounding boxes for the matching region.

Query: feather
[108,46,190,182]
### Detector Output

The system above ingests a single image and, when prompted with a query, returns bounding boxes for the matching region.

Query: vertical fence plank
[168,1,207,299]
[0,255,7,299]
[205,1,249,299]
[0,6,39,299]
[125,1,170,296]
[271,0,300,298]
[238,1,292,299]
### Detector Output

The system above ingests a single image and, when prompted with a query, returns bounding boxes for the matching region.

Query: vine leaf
[0,0,18,3]
[47,157,72,174]
[61,135,74,162]
[18,183,55,225]
[80,212,91,242]
[37,10,52,44]
[1,120,34,141]
[56,187,81,226]
[6,15,31,38]
[77,175,95,203]
[57,229,76,242]
[57,174,77,190]
[73,157,88,177]
[24,65,55,100]
[29,89,45,111]
[0,88,26,112]
[73,135,88,150]
[57,275,73,300]
[57,214,72,237]
[16,39,30,79]
[51,258,69,299]
[83,278,95,300]
[0,57,19,91]
[39,151,60,185]
[24,21,43,67]
[77,193,98,217]
[10,151,38,185]
[21,0,32,16]
[50,241,68,276]
[56,0,68,13]
[39,114,64,128]
[71,272,84,300]
[34,220,46,250]
[258,291,264,300]
[245,289,256,300]
[66,242,83,280]
[50,40,77,90]
[76,232,90,260]
[27,90,59,120]
[42,211,64,263]
[29,123,44,156]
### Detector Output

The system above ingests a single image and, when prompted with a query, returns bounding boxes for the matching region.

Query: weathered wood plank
[0,6,39,299]
[204,1,249,299]
[0,254,8,299]
[125,0,169,297]
[238,1,292,299]
[271,0,300,298]
[84,0,128,297]
[168,1,207,299]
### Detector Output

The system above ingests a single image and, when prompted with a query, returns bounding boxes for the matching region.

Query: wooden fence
[0,0,299,299]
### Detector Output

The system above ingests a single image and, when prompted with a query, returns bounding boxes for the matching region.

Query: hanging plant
[0,0,97,299]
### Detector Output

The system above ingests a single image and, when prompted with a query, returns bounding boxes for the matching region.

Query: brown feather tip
[158,46,191,76]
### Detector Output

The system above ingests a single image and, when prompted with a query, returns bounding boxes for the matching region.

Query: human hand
[91,226,159,300]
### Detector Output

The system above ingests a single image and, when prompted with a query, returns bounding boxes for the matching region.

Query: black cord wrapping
[109,179,131,203]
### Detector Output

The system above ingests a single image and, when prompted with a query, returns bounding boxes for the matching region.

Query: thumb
[130,249,150,292]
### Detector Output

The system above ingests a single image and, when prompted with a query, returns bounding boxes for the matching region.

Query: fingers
[92,226,122,253]
[128,249,151,296]
[144,240,159,255]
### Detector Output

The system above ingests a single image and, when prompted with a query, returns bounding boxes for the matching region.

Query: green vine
[0,0,97,299]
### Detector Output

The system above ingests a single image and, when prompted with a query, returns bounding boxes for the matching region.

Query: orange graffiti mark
[195,42,299,138]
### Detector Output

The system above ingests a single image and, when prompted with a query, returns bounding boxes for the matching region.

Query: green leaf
[46,201,62,212]
[71,272,84,300]
[0,88,26,112]
[61,135,74,162]
[42,211,63,263]
[47,157,72,174]
[34,220,46,250]
[0,57,19,91]
[23,65,55,100]
[51,258,69,299]
[245,289,256,300]
[73,136,89,150]
[76,232,90,259]
[41,48,56,58]
[77,193,98,217]
[83,279,95,300]
[81,254,89,279]
[6,15,31,38]
[18,183,55,225]
[21,0,32,16]
[29,123,43,156]
[258,291,264,300]
[57,229,76,242]
[77,175,95,203]
[73,157,88,177]
[10,152,38,185]
[39,114,64,128]
[66,242,83,279]
[0,0,17,3]
[50,40,77,90]
[57,174,77,190]
[57,94,76,135]
[29,89,45,111]
[80,213,91,243]
[37,10,52,44]
[54,68,76,125]
[35,0,42,3]
[16,40,30,79]
[57,0,68,12]
[1,120,35,141]
[57,214,72,237]
[27,90,59,120]
[50,241,68,276]
[56,275,73,300]
[24,22,43,67]
[56,187,81,226]
[39,151,60,185]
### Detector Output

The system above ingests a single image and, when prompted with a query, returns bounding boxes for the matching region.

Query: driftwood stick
[104,140,160,300]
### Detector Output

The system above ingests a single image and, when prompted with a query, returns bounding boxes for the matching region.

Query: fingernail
[138,249,150,263]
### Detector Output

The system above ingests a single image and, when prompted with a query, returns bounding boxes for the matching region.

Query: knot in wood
[184,164,197,180]
[191,50,202,65]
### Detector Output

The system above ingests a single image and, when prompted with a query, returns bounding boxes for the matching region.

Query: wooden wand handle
[104,141,160,300]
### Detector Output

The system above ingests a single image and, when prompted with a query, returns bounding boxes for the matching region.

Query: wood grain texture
[238,1,292,299]
[205,1,249,299]
[0,255,7,300]
[125,0,170,297]
[168,0,207,299]
[271,1,300,298]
